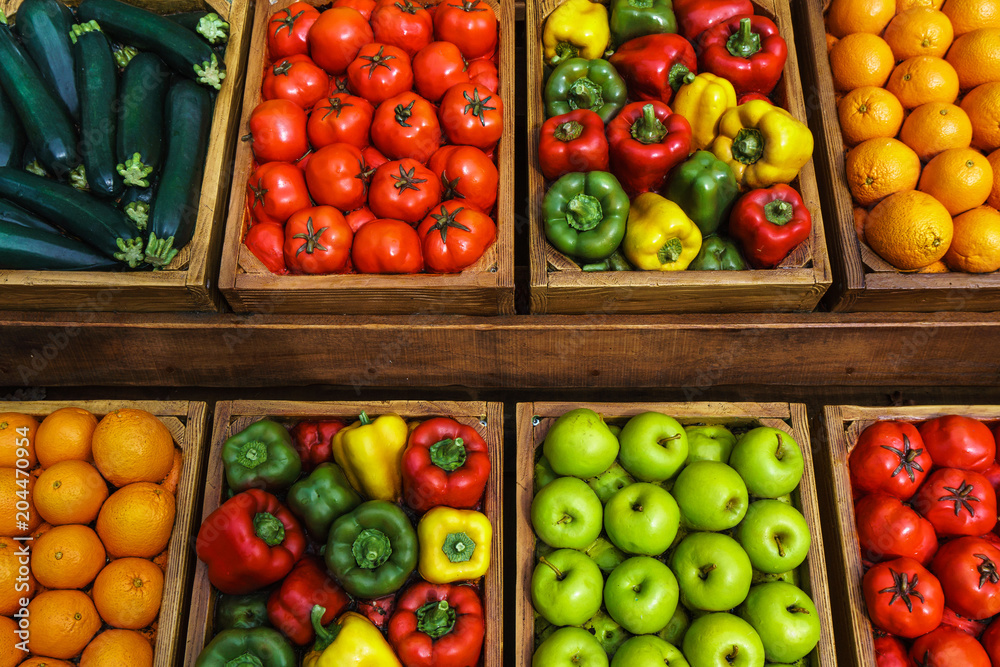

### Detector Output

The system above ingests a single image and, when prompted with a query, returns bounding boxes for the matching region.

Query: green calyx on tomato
[391,164,428,192]
[291,218,328,256]
[394,100,417,127]
[461,88,496,126]
[427,206,471,242]
[359,45,399,79]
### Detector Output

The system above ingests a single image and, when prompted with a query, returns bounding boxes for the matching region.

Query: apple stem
[539,556,565,581]
[775,433,784,460]
[699,563,717,580]
[727,645,739,663]
[658,434,682,447]
[556,514,572,525]
[632,503,643,512]
[787,605,810,614]
[774,535,786,557]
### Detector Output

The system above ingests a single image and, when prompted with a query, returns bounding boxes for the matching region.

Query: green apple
[531,548,604,626]
[671,532,752,612]
[657,604,690,646]
[543,409,619,478]
[611,635,689,667]
[682,613,766,667]
[604,482,680,555]
[604,556,679,634]
[736,500,811,574]
[532,476,603,549]
[740,583,820,663]
[533,627,609,667]
[672,461,748,531]
[752,569,800,586]
[729,427,804,498]
[619,412,688,482]
[588,462,635,503]
[536,455,558,491]
[685,425,737,464]
[583,610,630,656]
[585,536,628,573]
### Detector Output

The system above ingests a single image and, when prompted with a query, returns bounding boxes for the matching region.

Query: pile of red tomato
[242,0,503,275]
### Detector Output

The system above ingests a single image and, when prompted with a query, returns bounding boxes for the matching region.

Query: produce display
[0,0,229,271]
[193,413,495,665]
[241,0,503,276]
[536,0,815,272]
[529,408,823,667]
[824,0,1000,274]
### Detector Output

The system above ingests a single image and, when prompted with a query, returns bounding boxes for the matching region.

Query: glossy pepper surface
[623,192,702,271]
[606,101,692,195]
[729,183,812,268]
[289,419,345,471]
[663,150,739,236]
[287,461,363,540]
[418,506,492,584]
[674,0,753,41]
[388,582,486,667]
[194,627,296,666]
[543,170,629,262]
[222,419,302,492]
[672,72,737,151]
[609,0,677,47]
[326,500,418,598]
[699,16,787,96]
[215,591,270,630]
[267,556,351,646]
[402,416,491,512]
[544,58,627,124]
[538,109,609,182]
[710,99,813,188]
[542,0,610,67]
[608,33,696,104]
[689,235,747,270]
[303,609,402,667]
[332,412,409,501]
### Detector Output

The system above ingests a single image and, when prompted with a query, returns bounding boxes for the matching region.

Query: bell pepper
[326,500,418,598]
[194,627,296,667]
[623,192,702,271]
[689,235,747,270]
[222,419,302,493]
[729,184,812,268]
[543,171,629,262]
[544,58,627,124]
[267,556,351,646]
[216,591,271,630]
[304,608,401,667]
[538,109,609,182]
[358,594,397,630]
[710,100,813,189]
[402,417,491,513]
[287,462,363,540]
[739,92,771,104]
[290,420,346,471]
[417,506,492,584]
[197,489,306,595]
[672,72,737,151]
[663,150,740,236]
[699,17,788,96]
[581,248,633,271]
[609,0,677,47]
[673,0,753,42]
[332,412,409,501]
[608,33,696,104]
[542,0,610,67]
[606,101,692,195]
[388,582,486,667]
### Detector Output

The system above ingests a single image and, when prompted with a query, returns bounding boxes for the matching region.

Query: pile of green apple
[530,409,822,667]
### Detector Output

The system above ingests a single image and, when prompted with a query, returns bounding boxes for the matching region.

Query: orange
[846,138,922,205]
[899,102,973,159]
[33,460,108,525]
[0,469,40,537]
[962,82,1000,151]
[35,407,97,467]
[837,87,905,145]
[19,660,74,667]
[31,524,106,590]
[0,616,24,667]
[884,8,954,59]
[0,413,37,468]
[942,0,1000,36]
[899,0,944,10]
[854,207,869,242]
[826,0,895,37]
[827,33,839,52]
[918,147,994,214]
[80,629,153,667]
[830,33,895,91]
[96,482,176,558]
[92,558,164,629]
[91,408,174,487]
[944,205,1000,271]
[988,149,1000,208]
[865,190,954,269]
[160,449,183,495]
[886,56,960,107]
[26,590,101,660]
[946,28,1000,90]
[918,259,950,271]
[0,536,35,615]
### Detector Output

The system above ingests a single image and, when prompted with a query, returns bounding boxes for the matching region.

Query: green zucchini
[77,0,226,90]
[0,198,56,232]
[0,86,25,168]
[71,21,123,198]
[167,10,229,45]
[117,52,169,188]
[0,220,119,270]
[0,167,144,266]
[13,0,79,119]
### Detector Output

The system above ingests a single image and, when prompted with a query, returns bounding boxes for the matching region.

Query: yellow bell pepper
[542,0,610,66]
[303,609,400,667]
[623,193,702,271]
[417,507,492,584]
[710,100,814,189]
[672,73,737,151]
[332,412,409,501]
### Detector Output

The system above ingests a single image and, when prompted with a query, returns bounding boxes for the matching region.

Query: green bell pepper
[325,500,418,599]
[581,248,633,271]
[543,171,629,262]
[194,628,296,667]
[609,0,677,47]
[689,236,747,270]
[544,58,627,124]
[663,150,739,237]
[287,462,363,541]
[222,419,302,493]
[216,591,271,630]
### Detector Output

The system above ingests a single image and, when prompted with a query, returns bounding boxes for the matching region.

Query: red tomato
[329,75,352,95]
[307,93,374,149]
[371,92,442,163]
[855,493,939,565]
[908,626,991,667]
[919,416,996,473]
[345,206,376,232]
[982,617,1000,666]
[283,206,353,274]
[931,536,1000,620]
[941,607,989,638]
[369,158,442,225]
[347,43,414,106]
[267,2,319,59]
[914,468,997,537]
[874,632,915,667]
[370,0,433,57]
[352,218,424,273]
[863,557,944,638]
[244,221,288,274]
[433,0,498,59]
[304,143,371,212]
[850,421,932,501]
[308,7,374,75]
[363,145,389,169]
[262,54,329,110]
[412,41,470,102]
[418,199,495,272]
[247,162,310,224]
[467,57,498,93]
[333,0,376,19]
[426,145,498,212]
[983,461,1000,494]
[246,99,309,163]
[438,83,503,151]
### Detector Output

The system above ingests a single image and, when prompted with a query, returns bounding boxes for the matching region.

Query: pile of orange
[826,0,1000,272]
[0,407,181,667]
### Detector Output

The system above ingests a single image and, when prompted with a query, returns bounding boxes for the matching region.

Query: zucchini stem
[117,153,153,187]
[124,202,149,231]
[114,45,138,68]
[197,13,229,44]
[25,160,47,177]
[69,20,102,44]
[114,237,145,268]
[193,53,225,90]
[144,231,179,269]
[69,165,88,191]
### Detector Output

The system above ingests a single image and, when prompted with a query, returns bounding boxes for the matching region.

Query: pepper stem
[567,77,604,113]
[359,412,372,426]
[731,128,765,165]
[310,605,342,653]
[727,18,761,59]
[416,600,457,639]
[565,193,603,232]
[237,440,268,469]
[353,528,392,569]
[551,41,580,66]
[554,120,584,142]
[253,512,285,546]
[658,237,683,264]
[668,63,696,92]
[442,531,476,563]
[630,104,668,145]
[764,199,794,226]
[430,437,467,472]
[224,653,265,667]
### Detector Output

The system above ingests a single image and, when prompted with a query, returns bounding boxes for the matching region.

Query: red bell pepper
[289,420,346,471]
[244,220,288,275]
[738,92,771,104]
[674,0,753,43]
[195,489,307,595]
[608,34,697,105]
[729,184,812,269]
[606,101,692,196]
[402,417,491,512]
[266,556,351,646]
[538,109,609,182]
[699,16,787,96]
[358,594,397,630]
[388,582,485,667]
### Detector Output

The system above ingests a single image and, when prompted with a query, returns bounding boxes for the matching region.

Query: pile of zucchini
[0,0,229,271]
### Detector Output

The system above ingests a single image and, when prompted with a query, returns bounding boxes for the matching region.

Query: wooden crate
[516,401,837,665]
[186,400,505,664]
[5,399,209,666]
[217,0,515,315]
[797,0,1000,312]
[526,0,832,314]
[821,404,1000,666]
[0,0,253,312]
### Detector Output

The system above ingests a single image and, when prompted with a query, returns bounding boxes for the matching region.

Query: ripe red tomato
[850,421,932,500]
[418,199,496,272]
[262,54,329,110]
[363,145,389,170]
[467,57,498,92]
[244,221,287,274]
[873,632,915,667]
[438,83,503,151]
[345,206,376,232]
[863,557,944,638]
[370,0,433,57]
[913,467,997,537]
[941,607,988,638]
[983,617,1000,665]
[347,43,414,106]
[368,159,442,225]
[352,218,424,273]
[433,0,498,59]
[307,93,374,150]
[246,99,309,163]
[247,162,310,224]
[283,206,353,274]
[412,41,471,103]
[908,626,991,667]
[931,536,1000,620]
[304,143,371,212]
[267,2,319,59]
[855,493,938,565]
[426,145,498,212]
[332,0,376,19]
[308,7,374,75]
[371,92,443,163]
[919,415,996,473]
